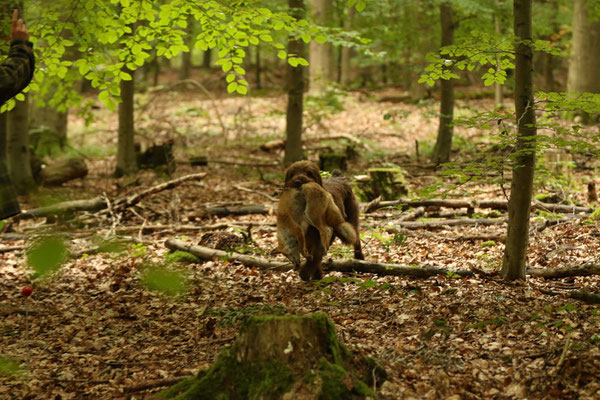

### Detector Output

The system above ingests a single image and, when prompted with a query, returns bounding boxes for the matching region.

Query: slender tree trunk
[0,112,7,161]
[202,49,212,69]
[115,66,138,177]
[501,0,536,280]
[340,7,354,86]
[179,16,194,80]
[431,3,455,165]
[255,45,262,90]
[567,0,600,122]
[494,0,504,109]
[7,94,35,194]
[284,0,306,165]
[309,0,335,95]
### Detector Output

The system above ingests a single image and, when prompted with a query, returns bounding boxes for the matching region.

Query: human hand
[10,9,29,41]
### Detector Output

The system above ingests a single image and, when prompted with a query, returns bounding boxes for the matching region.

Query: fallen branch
[14,173,207,221]
[203,204,272,217]
[164,239,475,278]
[528,263,600,279]
[364,198,593,215]
[538,288,600,305]
[260,133,372,152]
[393,218,506,230]
[125,376,191,393]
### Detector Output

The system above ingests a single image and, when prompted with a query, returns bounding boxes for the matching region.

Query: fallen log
[394,218,506,230]
[164,239,475,278]
[14,172,207,221]
[528,263,600,279]
[203,204,271,217]
[364,198,593,214]
[538,288,600,305]
[260,133,372,152]
[40,157,88,186]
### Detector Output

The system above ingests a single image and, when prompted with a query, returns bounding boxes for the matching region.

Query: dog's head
[284,161,322,188]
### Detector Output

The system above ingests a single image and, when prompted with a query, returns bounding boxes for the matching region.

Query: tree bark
[501,0,536,281]
[7,94,35,194]
[309,0,335,95]
[202,49,212,69]
[340,7,355,86]
[567,0,600,95]
[284,0,306,165]
[179,16,194,80]
[431,3,455,165]
[115,65,138,177]
[494,0,504,109]
[0,112,6,161]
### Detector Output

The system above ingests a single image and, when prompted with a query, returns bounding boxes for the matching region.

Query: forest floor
[1,81,600,399]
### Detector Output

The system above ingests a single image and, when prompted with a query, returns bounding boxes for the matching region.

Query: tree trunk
[179,16,194,80]
[567,0,600,94]
[309,0,335,95]
[255,45,262,90]
[340,7,355,86]
[501,0,536,281]
[115,65,138,177]
[431,3,455,165]
[7,94,35,194]
[284,0,306,165]
[494,0,504,109]
[202,49,211,69]
[0,112,6,161]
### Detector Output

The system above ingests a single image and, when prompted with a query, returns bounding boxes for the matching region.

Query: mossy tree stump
[356,167,409,201]
[159,313,385,400]
[319,153,347,172]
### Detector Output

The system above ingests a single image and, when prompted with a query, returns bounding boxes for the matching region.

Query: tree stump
[159,313,385,400]
[136,141,176,173]
[40,158,88,186]
[319,152,347,171]
[356,167,409,201]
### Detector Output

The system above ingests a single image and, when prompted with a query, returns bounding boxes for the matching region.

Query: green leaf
[236,85,247,95]
[226,74,235,83]
[227,82,238,93]
[27,235,69,279]
[301,33,311,43]
[277,50,287,60]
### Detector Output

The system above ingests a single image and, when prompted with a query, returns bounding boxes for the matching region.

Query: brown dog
[277,177,357,269]
[279,161,364,280]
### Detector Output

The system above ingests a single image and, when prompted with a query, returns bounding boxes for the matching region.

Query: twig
[233,185,278,202]
[553,332,572,376]
[124,376,191,393]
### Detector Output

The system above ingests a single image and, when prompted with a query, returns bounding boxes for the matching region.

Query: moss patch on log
[158,313,383,400]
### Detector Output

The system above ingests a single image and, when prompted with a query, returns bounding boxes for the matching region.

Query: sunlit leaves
[27,235,69,279]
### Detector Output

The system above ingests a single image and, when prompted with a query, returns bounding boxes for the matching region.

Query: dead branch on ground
[164,239,475,278]
[15,173,207,221]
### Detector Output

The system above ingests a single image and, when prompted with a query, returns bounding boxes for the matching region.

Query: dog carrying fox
[277,161,364,281]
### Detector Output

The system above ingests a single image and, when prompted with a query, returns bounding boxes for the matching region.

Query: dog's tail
[334,222,357,245]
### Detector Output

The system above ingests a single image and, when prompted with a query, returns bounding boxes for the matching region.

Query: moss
[165,250,201,264]
[480,241,497,248]
[160,314,381,399]
[160,348,295,400]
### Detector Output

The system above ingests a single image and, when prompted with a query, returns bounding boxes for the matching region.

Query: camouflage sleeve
[0,39,35,105]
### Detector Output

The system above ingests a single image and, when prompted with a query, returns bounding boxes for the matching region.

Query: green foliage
[140,264,188,297]
[1,0,370,115]
[0,355,23,377]
[480,240,497,248]
[27,235,70,279]
[165,250,201,264]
